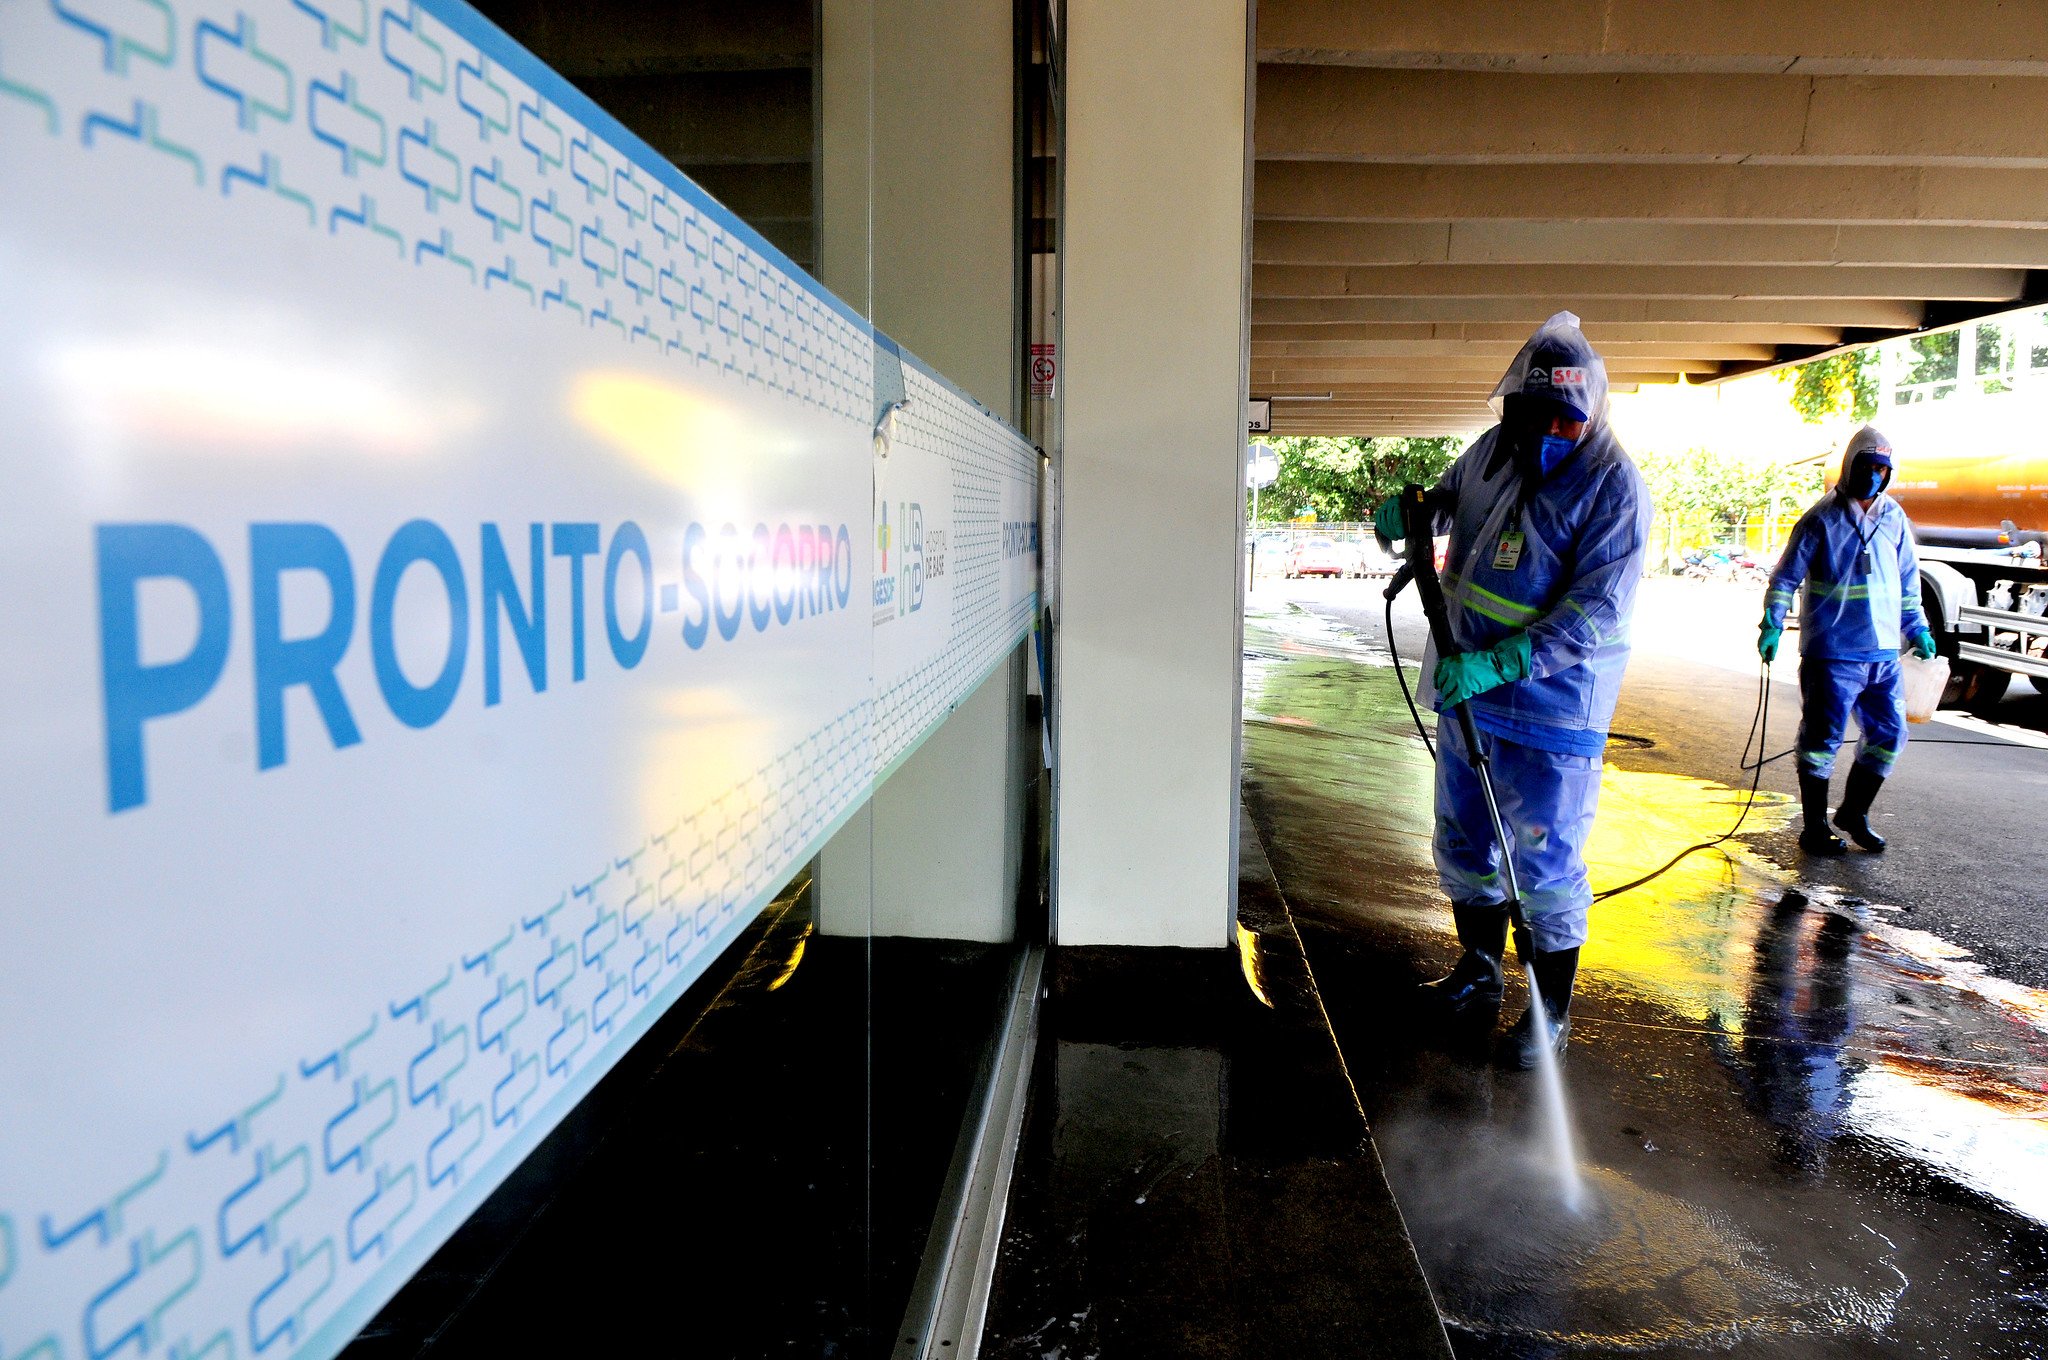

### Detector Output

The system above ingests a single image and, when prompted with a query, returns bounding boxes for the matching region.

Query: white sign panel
[1246,442,1279,490]
[0,3,1038,1357]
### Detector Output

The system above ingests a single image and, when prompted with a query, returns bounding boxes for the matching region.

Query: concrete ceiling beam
[1273,414,1502,422]
[1252,263,2023,302]
[1259,392,1503,403]
[1254,161,2048,228]
[1264,397,1502,405]
[1245,358,1712,378]
[1252,340,1776,360]
[1251,322,1848,344]
[1251,221,2048,270]
[1273,422,1494,430]
[1252,367,1689,385]
[1252,296,1926,327]
[1279,396,1502,404]
[1254,0,2048,75]
[1269,430,1490,438]
[1274,413,1500,422]
[1256,68,2048,168]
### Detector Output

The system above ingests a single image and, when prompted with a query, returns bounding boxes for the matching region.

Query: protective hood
[1837,424,1894,499]
[1487,311,1611,428]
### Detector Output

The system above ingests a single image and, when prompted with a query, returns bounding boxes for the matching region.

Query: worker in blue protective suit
[1760,426,1936,856]
[1373,311,1653,1068]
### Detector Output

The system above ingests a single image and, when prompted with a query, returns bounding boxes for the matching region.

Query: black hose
[1384,603,2044,902]
[1588,667,1772,901]
[1386,612,1776,903]
[1387,591,1434,760]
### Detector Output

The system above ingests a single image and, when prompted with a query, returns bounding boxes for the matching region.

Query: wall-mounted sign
[1246,442,1280,490]
[1028,342,1056,399]
[0,2,1038,1356]
[1248,398,1272,434]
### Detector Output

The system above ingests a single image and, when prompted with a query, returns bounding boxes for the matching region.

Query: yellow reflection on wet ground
[766,922,813,992]
[1237,922,1275,1009]
[1580,767,1793,1024]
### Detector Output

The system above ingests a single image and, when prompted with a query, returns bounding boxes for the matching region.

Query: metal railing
[1246,522,1398,577]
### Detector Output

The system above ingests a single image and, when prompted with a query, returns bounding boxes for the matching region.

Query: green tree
[1251,435,1465,523]
[1778,347,1879,423]
[1635,446,1823,546]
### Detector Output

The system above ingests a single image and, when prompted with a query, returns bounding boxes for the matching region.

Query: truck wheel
[1943,659,2012,715]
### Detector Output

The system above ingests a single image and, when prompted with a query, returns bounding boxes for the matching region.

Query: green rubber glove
[1758,623,1782,663]
[1434,632,1533,708]
[1910,630,1938,660]
[1373,494,1406,542]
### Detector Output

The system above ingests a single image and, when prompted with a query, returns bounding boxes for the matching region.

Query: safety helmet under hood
[1488,311,1610,428]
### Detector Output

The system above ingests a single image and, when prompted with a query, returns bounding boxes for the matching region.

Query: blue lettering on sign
[603,521,651,669]
[93,516,859,812]
[1002,520,1039,560]
[251,522,362,770]
[97,525,234,813]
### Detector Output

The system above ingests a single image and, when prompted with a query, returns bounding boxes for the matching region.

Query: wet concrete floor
[1240,598,2048,1358]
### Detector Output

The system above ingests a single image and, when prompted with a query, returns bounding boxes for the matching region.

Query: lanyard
[1848,498,1885,572]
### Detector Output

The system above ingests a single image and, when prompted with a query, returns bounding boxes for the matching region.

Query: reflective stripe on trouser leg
[1852,657,1908,775]
[1433,717,1601,953]
[1795,655,1855,779]
[1432,715,1504,908]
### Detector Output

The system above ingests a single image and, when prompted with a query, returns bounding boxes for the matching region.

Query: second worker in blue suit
[1760,426,1936,856]
[1375,312,1653,1068]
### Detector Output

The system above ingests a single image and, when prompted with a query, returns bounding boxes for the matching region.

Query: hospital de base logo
[874,500,930,624]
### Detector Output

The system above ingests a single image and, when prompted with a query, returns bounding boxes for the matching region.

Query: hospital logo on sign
[873,501,925,621]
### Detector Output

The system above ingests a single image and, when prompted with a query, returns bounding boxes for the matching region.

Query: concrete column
[1053,0,1250,948]
[815,0,1031,941]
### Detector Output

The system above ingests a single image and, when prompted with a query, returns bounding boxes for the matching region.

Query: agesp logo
[873,500,924,620]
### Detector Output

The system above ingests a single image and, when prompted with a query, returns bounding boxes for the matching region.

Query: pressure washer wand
[1383,483,1537,964]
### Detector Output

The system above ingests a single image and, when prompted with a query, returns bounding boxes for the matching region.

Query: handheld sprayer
[1384,484,1537,966]
[1386,485,1585,1208]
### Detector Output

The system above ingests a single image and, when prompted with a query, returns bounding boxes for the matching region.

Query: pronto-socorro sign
[0,2,1038,1356]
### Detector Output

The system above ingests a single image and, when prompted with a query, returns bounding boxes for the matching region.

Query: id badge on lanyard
[1493,530,1525,571]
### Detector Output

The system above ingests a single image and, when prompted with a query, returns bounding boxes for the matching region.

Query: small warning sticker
[1029,342,1056,398]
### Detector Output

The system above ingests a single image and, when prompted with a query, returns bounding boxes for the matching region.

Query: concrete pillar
[815,0,1032,941]
[1053,0,1250,948]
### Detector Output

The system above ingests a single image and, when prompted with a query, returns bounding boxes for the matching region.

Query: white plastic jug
[1900,652,1949,724]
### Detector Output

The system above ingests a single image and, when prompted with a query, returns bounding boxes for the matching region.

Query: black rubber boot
[1833,764,1888,852]
[1418,900,1508,1017]
[1798,772,1847,856]
[1500,946,1579,1070]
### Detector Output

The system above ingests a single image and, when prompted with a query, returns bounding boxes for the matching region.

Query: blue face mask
[1538,434,1577,476]
[1844,461,1887,500]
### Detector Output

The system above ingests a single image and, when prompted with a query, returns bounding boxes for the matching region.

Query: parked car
[1286,537,1350,578]
[1353,538,1397,577]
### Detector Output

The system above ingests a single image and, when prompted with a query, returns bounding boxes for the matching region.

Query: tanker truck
[1865,395,2048,713]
